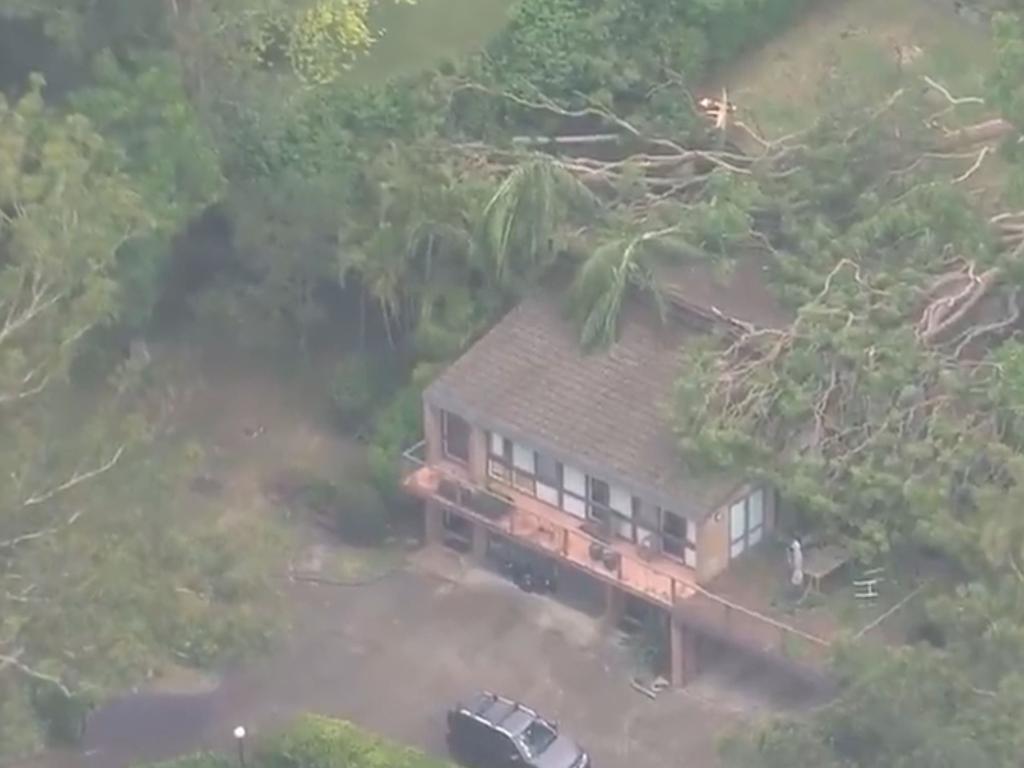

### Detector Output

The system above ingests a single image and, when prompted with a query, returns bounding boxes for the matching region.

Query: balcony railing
[401,449,832,667]
[400,439,427,480]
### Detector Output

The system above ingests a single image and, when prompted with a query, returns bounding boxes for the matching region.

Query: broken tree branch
[0,650,73,698]
[23,445,126,508]
[0,510,84,550]
[921,76,985,108]
[953,146,992,184]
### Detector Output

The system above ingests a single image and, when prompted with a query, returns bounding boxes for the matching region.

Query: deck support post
[471,520,489,561]
[603,584,625,628]
[424,500,444,546]
[670,619,699,687]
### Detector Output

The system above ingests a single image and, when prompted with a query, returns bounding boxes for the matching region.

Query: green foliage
[145,754,234,768]
[145,716,454,768]
[330,357,382,428]
[286,473,389,545]
[0,0,168,58]
[723,635,1024,768]
[990,12,1024,129]
[479,160,597,287]
[70,52,224,232]
[332,480,390,545]
[482,0,808,105]
[368,380,426,497]
[256,715,454,768]
[69,51,224,329]
[31,687,92,746]
[0,81,281,756]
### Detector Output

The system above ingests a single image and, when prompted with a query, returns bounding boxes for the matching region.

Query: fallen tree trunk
[939,118,1015,150]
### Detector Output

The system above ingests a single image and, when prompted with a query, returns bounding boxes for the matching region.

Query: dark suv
[446,692,589,768]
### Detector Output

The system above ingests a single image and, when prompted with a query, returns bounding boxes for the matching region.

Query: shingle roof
[424,290,743,520]
[655,254,791,331]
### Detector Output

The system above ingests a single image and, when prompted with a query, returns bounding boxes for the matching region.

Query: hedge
[144,715,454,768]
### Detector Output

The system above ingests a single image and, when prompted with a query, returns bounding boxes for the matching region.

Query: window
[588,477,611,523]
[487,431,512,483]
[535,452,561,506]
[633,498,659,531]
[511,441,535,494]
[536,453,560,486]
[587,477,634,540]
[561,465,587,519]
[563,465,586,496]
[441,410,470,463]
[730,488,766,559]
[512,443,534,471]
[748,489,764,546]
[519,721,557,759]
[487,434,536,493]
[661,509,697,568]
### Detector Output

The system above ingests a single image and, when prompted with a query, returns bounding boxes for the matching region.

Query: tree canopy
[6,0,1024,763]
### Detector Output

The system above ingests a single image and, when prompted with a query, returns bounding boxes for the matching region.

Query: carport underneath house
[399,268,841,689]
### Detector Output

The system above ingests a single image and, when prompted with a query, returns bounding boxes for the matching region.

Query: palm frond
[477,159,601,286]
[569,225,685,349]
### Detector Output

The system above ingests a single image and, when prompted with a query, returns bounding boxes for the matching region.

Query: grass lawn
[317,542,408,583]
[344,0,515,85]
[711,0,994,138]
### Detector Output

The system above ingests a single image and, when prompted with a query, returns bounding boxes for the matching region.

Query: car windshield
[520,720,557,757]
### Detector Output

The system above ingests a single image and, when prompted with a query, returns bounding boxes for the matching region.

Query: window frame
[660,508,697,568]
[587,477,635,541]
[561,464,587,518]
[441,410,471,464]
[729,488,766,560]
[487,431,513,483]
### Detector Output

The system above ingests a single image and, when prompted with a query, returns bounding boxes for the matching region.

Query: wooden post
[604,583,625,629]
[471,521,489,562]
[424,501,444,546]
[670,620,699,687]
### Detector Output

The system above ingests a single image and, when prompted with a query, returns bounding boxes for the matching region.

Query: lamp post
[233,725,247,768]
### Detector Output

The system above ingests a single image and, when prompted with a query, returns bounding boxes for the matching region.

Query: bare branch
[0,650,73,698]
[953,146,992,184]
[0,373,50,406]
[921,76,985,107]
[23,445,126,508]
[0,510,84,550]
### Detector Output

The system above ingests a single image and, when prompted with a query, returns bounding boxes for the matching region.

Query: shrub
[257,715,455,768]
[145,754,233,768]
[330,356,380,430]
[367,383,424,497]
[30,687,93,746]
[331,480,390,546]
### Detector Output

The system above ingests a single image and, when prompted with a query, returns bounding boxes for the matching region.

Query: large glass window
[587,478,635,540]
[729,488,766,559]
[662,509,697,568]
[441,410,470,463]
[487,431,512,483]
[511,442,535,494]
[535,452,561,506]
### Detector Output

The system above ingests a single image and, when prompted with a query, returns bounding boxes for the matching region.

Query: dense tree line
[4,0,1024,763]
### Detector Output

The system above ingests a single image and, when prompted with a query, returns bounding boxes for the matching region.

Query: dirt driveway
[26,547,822,768]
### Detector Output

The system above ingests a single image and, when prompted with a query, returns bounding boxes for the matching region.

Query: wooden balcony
[402,455,832,668]
[403,463,697,606]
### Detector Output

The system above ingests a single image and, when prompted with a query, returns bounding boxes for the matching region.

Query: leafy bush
[256,715,455,768]
[368,382,425,497]
[330,356,380,430]
[331,480,390,546]
[288,473,390,545]
[145,754,233,768]
[30,688,92,746]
